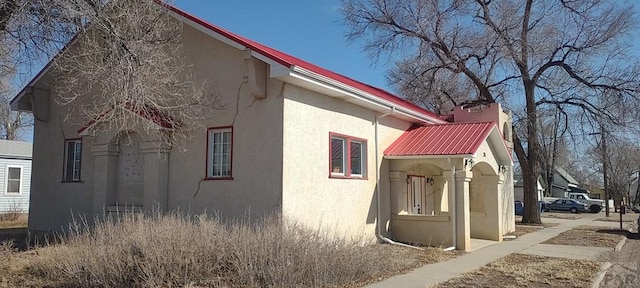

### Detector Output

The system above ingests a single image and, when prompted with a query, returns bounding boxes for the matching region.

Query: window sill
[329,174,368,180]
[204,177,234,181]
[61,180,83,183]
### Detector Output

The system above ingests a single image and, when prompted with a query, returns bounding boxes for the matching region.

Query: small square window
[330,133,367,179]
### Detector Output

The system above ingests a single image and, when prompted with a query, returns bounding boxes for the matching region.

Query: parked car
[543,192,603,213]
[545,198,589,213]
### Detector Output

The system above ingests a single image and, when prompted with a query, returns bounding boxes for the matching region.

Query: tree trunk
[635,168,640,206]
[521,80,542,224]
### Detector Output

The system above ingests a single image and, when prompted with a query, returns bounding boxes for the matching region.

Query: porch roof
[384,122,497,157]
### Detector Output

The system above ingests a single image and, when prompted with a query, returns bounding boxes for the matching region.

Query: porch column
[91,143,119,218]
[496,175,505,241]
[455,169,473,251]
[389,171,408,214]
[140,141,171,213]
[482,174,504,241]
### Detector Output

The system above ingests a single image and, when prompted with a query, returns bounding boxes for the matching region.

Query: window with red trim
[330,133,367,178]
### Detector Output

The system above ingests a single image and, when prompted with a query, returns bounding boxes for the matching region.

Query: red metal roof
[12,3,445,124]
[384,122,496,156]
[166,5,442,121]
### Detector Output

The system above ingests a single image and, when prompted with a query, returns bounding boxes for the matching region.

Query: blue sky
[173,0,391,90]
[13,0,386,142]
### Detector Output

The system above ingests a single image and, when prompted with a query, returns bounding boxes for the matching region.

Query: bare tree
[1,71,31,140]
[2,0,221,146]
[342,0,640,223]
[595,136,640,206]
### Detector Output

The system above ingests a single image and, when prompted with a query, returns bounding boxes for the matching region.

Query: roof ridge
[165,4,443,121]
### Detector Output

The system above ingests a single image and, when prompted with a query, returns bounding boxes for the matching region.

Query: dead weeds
[542,225,627,247]
[0,217,27,229]
[432,253,600,288]
[0,213,462,288]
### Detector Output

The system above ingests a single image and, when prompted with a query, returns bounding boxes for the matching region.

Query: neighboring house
[586,185,604,200]
[10,4,514,251]
[513,175,544,202]
[0,139,32,214]
[547,166,588,198]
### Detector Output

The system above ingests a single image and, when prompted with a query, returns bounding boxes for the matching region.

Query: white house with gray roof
[0,139,32,214]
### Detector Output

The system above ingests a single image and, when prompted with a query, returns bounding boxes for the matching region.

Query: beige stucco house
[10,5,514,251]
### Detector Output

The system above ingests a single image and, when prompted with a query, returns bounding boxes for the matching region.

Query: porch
[386,160,505,251]
[382,120,513,251]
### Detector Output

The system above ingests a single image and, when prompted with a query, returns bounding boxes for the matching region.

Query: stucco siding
[28,96,95,232]
[281,84,410,242]
[0,158,31,213]
[27,23,284,232]
[391,215,453,247]
[164,24,284,220]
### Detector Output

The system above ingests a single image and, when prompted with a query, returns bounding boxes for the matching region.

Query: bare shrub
[30,212,453,287]
[0,200,24,222]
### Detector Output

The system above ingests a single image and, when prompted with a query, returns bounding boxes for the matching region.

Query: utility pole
[591,125,610,217]
[602,126,610,217]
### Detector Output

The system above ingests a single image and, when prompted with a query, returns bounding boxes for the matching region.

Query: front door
[409,176,424,214]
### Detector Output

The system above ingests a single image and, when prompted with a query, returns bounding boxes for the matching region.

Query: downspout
[374,107,423,250]
[443,158,457,251]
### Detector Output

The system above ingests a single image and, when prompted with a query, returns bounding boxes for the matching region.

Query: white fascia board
[487,126,514,165]
[270,64,292,78]
[10,58,55,111]
[384,154,473,160]
[291,66,446,125]
[287,71,394,112]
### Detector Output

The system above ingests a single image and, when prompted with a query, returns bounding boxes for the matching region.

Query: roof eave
[486,126,514,164]
[286,67,447,125]
[384,154,474,160]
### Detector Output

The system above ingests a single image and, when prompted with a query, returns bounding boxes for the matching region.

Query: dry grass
[0,214,28,229]
[595,212,639,222]
[0,212,460,288]
[542,225,627,247]
[432,253,600,288]
[0,243,47,287]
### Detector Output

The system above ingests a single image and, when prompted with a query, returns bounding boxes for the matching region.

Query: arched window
[503,122,511,141]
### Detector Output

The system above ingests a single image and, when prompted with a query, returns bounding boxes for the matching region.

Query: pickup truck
[543,192,604,213]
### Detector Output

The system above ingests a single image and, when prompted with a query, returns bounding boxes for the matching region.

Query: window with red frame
[330,134,366,178]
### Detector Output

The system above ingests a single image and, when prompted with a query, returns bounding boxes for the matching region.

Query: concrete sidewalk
[366,217,618,288]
